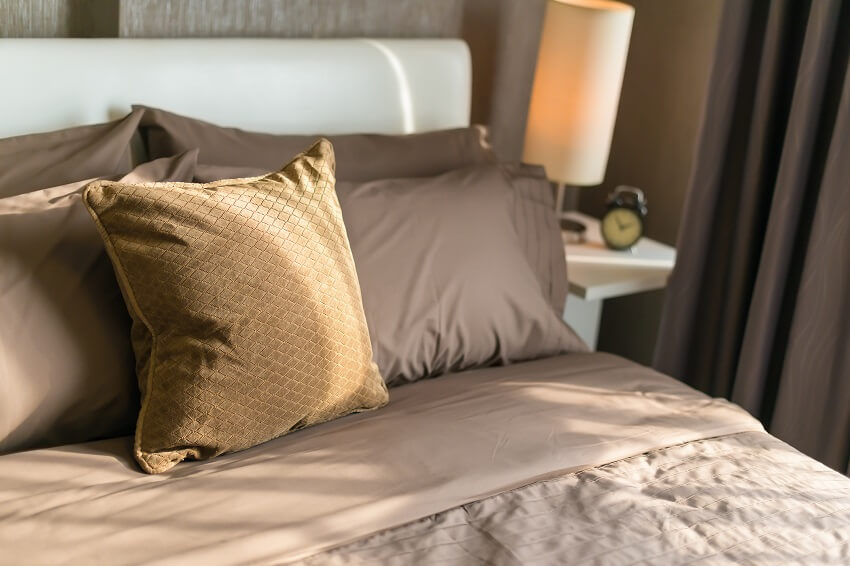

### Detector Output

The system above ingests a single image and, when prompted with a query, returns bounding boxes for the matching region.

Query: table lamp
[523,0,634,236]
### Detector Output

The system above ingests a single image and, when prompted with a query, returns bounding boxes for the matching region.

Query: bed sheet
[0,353,769,564]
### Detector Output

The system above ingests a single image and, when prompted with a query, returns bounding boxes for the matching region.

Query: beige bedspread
[300,431,850,565]
[0,354,776,564]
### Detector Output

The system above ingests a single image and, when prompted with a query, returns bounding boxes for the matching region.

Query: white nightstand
[562,211,676,349]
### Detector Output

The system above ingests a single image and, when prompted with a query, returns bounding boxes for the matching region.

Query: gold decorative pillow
[83,139,388,474]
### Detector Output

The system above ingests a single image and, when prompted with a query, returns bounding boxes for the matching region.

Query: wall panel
[578,0,724,364]
[118,0,463,38]
[475,0,544,160]
[0,0,116,37]
[0,0,73,37]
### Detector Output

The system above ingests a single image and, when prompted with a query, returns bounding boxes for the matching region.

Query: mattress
[1,353,847,564]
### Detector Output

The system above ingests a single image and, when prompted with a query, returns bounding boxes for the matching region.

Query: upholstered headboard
[0,38,471,138]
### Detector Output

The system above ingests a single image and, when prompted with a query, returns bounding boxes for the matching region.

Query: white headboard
[0,39,471,138]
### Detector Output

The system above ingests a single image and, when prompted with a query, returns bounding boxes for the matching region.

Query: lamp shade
[523,0,634,186]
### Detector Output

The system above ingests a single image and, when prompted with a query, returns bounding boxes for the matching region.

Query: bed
[0,39,848,565]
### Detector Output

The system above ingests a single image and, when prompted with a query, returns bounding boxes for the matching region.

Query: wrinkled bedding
[1,353,844,565]
[300,431,850,565]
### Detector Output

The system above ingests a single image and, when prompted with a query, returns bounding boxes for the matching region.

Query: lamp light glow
[523,0,634,187]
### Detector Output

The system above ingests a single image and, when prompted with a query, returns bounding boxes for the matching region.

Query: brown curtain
[654,0,850,474]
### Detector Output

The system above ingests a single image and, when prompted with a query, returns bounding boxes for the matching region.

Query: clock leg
[563,294,603,350]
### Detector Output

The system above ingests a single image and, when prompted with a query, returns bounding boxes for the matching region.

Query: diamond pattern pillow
[83,139,388,474]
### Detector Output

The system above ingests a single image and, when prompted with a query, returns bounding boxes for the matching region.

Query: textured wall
[0,0,465,37]
[118,0,463,38]
[463,0,545,160]
[0,0,72,36]
[0,0,116,36]
[578,0,724,365]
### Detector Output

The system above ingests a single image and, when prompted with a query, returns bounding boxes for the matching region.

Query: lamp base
[555,183,582,213]
[559,217,587,244]
[555,182,586,244]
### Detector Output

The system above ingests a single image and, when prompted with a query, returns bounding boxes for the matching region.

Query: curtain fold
[654,0,849,473]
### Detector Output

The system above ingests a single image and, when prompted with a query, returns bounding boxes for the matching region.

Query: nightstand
[562,211,676,350]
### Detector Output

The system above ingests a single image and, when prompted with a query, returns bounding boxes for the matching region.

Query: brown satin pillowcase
[0,109,143,198]
[83,139,388,474]
[0,150,198,455]
[136,105,493,182]
[336,164,588,385]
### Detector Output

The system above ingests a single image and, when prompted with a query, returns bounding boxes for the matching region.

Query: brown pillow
[336,164,588,385]
[502,162,570,314]
[136,105,493,182]
[83,139,388,474]
[0,150,198,455]
[0,109,143,198]
[193,163,569,316]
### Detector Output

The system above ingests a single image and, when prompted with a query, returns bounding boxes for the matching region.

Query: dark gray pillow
[0,109,143,198]
[136,105,494,182]
[337,164,587,385]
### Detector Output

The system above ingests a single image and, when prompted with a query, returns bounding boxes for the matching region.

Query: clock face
[601,208,643,250]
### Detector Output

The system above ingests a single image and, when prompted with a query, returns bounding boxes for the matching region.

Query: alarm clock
[600,186,647,250]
